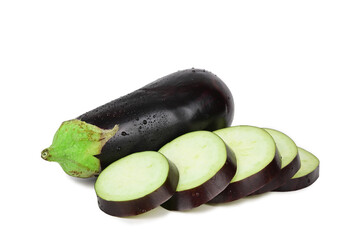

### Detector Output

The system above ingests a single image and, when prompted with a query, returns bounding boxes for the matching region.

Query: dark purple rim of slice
[274,165,319,192]
[96,159,179,217]
[251,153,301,195]
[161,145,237,211]
[208,148,282,204]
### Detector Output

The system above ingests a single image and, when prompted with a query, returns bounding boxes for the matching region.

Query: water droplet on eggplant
[191,192,200,197]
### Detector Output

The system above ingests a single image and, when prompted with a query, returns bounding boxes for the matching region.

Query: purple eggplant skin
[97,159,179,217]
[161,145,237,211]
[78,69,234,169]
[208,149,282,204]
[274,165,319,192]
[251,153,301,195]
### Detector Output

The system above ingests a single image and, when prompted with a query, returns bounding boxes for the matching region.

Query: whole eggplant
[41,69,234,178]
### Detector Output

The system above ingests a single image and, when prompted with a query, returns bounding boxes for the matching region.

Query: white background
[1,1,360,239]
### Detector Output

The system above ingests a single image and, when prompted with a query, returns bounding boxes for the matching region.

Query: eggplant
[208,126,282,203]
[95,151,179,217]
[251,128,301,195]
[275,147,319,191]
[41,69,234,178]
[158,131,237,211]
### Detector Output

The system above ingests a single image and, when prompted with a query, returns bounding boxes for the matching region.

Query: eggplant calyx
[41,119,119,178]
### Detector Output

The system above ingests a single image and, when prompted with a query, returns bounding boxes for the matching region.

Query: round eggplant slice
[275,147,319,191]
[159,131,237,211]
[209,126,281,203]
[95,151,179,217]
[251,128,301,195]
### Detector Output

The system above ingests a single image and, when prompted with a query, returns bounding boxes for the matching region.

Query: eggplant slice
[209,126,281,203]
[159,131,237,211]
[275,147,319,191]
[95,151,179,217]
[251,128,301,195]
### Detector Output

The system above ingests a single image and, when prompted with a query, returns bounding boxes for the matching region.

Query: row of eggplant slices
[94,125,320,217]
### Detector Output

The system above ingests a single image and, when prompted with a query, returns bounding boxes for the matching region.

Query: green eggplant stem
[41,119,119,178]
[41,148,50,160]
